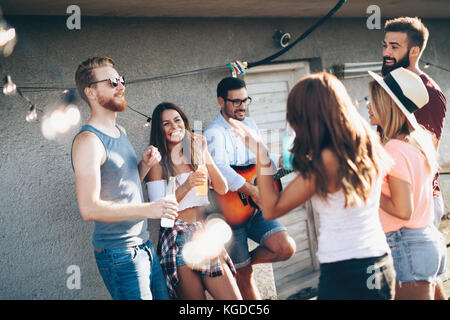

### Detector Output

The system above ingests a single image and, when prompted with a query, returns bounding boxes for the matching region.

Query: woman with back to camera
[367,67,447,300]
[229,72,396,300]
[145,102,242,300]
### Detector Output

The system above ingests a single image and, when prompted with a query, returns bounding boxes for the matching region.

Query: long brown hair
[150,102,199,179]
[286,72,389,207]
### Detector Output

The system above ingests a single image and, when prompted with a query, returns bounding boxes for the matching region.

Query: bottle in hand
[282,123,295,169]
[161,176,177,228]
[195,165,208,196]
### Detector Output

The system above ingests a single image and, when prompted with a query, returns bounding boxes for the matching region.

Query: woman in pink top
[368,67,447,300]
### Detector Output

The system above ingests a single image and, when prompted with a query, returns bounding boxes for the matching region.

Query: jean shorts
[225,210,287,269]
[385,226,447,284]
[174,225,196,268]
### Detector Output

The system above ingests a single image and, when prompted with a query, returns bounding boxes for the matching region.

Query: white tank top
[173,172,210,211]
[311,178,390,263]
[146,172,209,212]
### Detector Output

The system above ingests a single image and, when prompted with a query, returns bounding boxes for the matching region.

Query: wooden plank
[278,210,307,226]
[256,122,286,130]
[250,111,286,125]
[290,230,309,244]
[249,103,286,117]
[274,258,314,284]
[276,271,320,300]
[246,81,288,94]
[305,201,320,270]
[289,238,309,252]
[273,249,311,271]
[274,262,314,285]
[250,91,288,107]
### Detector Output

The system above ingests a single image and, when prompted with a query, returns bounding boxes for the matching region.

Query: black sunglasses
[89,76,125,88]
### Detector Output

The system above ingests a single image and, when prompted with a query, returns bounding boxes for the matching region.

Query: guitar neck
[274,168,293,180]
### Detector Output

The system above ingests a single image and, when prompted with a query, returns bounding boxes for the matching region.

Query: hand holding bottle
[161,176,179,228]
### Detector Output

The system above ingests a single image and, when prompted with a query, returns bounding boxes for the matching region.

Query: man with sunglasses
[71,57,177,299]
[204,77,295,300]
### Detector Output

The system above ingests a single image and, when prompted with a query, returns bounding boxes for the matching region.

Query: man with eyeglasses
[204,77,295,300]
[71,57,177,299]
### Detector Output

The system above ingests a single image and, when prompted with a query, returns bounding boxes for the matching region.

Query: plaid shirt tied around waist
[157,219,236,299]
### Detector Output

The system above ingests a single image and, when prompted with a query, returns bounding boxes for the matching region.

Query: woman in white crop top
[229,72,396,300]
[144,102,242,300]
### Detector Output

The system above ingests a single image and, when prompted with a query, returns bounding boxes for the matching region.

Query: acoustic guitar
[212,164,293,225]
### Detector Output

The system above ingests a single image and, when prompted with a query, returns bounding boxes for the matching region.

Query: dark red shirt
[415,73,447,197]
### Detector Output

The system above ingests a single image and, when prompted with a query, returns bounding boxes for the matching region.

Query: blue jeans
[94,241,170,300]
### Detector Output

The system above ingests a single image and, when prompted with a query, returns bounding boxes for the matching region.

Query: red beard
[98,93,127,112]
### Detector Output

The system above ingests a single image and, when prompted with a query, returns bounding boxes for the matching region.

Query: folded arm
[380,175,413,221]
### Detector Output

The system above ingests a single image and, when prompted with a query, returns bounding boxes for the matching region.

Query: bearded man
[71,57,178,299]
[381,17,447,300]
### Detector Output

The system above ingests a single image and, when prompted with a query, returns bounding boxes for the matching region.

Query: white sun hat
[368,67,429,130]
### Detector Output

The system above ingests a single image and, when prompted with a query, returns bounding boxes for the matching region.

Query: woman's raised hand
[228,118,271,167]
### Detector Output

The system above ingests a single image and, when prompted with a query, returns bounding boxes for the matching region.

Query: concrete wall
[0,16,448,299]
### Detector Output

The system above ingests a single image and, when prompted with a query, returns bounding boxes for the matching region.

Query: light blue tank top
[74,124,149,249]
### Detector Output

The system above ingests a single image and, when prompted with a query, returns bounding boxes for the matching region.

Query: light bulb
[41,117,57,140]
[0,27,15,47]
[65,104,80,126]
[50,108,71,134]
[3,75,17,95]
[25,105,38,122]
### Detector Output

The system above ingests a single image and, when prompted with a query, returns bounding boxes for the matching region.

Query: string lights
[0,8,16,57]
[422,60,450,73]
[1,0,350,139]
[39,89,81,140]
[3,0,448,140]
[2,74,16,95]
[25,104,38,122]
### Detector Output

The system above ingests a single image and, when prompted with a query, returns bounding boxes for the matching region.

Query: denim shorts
[225,210,287,269]
[175,225,195,268]
[94,241,170,300]
[385,226,447,284]
[318,253,396,300]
